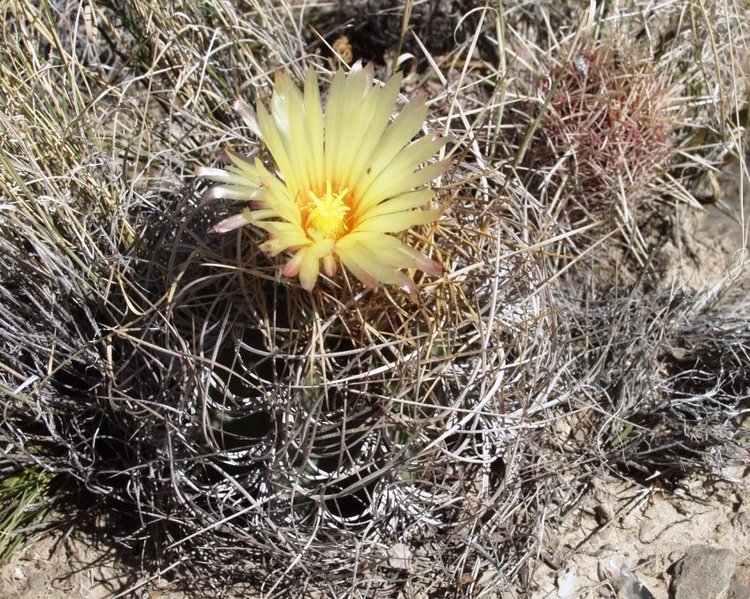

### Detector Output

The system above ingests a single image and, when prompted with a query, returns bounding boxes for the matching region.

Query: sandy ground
[0,529,170,598]
[530,466,750,598]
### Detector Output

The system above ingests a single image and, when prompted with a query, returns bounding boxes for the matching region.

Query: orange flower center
[306,180,351,239]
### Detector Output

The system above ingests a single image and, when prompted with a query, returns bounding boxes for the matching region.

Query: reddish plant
[535,42,675,221]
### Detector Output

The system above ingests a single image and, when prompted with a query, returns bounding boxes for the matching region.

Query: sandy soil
[0,526,183,598]
[530,466,750,598]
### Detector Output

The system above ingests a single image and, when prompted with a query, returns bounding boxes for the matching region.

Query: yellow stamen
[306,180,351,239]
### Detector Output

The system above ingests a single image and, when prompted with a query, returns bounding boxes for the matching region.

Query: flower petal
[336,250,380,288]
[339,72,403,188]
[357,189,434,219]
[279,72,318,193]
[260,230,309,256]
[336,231,439,284]
[303,68,325,192]
[354,138,448,215]
[255,220,307,244]
[211,209,253,233]
[256,102,303,196]
[280,239,334,289]
[283,250,305,277]
[226,151,264,181]
[360,160,449,211]
[256,164,303,226]
[195,166,237,182]
[233,99,261,137]
[353,209,440,233]
[351,95,427,200]
[323,254,337,277]
[203,186,256,201]
[336,241,419,291]
[298,249,321,291]
[327,65,400,187]
[323,69,349,184]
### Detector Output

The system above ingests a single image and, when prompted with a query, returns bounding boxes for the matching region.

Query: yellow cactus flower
[198,64,447,292]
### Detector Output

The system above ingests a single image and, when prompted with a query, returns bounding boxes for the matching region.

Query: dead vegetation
[0,0,748,596]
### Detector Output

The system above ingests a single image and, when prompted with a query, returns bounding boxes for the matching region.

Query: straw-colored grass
[1,0,748,596]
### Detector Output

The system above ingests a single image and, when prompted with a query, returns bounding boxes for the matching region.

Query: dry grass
[0,0,748,596]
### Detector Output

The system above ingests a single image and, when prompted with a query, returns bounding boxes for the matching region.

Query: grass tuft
[0,0,748,596]
[0,467,53,565]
